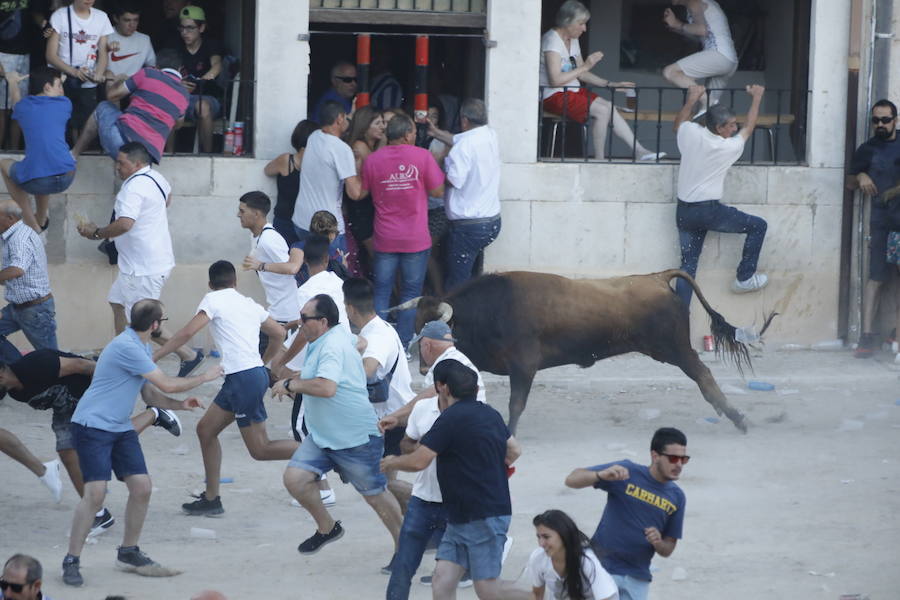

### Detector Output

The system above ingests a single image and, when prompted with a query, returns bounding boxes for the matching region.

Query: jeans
[611,574,650,600]
[444,216,501,292]
[95,100,126,159]
[0,297,58,363]
[386,496,448,600]
[373,249,430,348]
[675,200,767,306]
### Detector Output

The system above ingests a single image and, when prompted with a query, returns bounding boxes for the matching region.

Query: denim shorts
[212,367,269,427]
[95,100,127,159]
[8,162,75,195]
[611,573,650,600]
[288,433,387,496]
[71,423,147,483]
[437,515,510,581]
[187,94,222,120]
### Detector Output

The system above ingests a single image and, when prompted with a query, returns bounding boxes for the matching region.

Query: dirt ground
[1,346,898,600]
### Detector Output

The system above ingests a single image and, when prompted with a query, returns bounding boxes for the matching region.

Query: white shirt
[359,316,414,419]
[445,125,501,221]
[113,166,174,277]
[250,225,300,322]
[539,29,581,100]
[285,270,350,371]
[675,122,745,203]
[527,547,619,600]
[49,6,114,89]
[692,0,737,63]
[422,346,486,403]
[197,288,268,375]
[406,397,442,502]
[107,31,156,78]
[292,130,357,234]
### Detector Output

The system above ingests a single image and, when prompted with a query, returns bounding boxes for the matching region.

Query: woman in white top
[662,0,738,114]
[540,0,662,161]
[529,510,619,600]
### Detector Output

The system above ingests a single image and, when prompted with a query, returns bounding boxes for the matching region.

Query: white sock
[95,508,105,517]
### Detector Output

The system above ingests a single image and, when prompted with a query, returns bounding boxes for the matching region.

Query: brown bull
[394,269,750,434]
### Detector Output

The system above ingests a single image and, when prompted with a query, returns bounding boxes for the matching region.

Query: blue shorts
[186,94,222,120]
[288,434,386,496]
[212,367,269,427]
[437,515,510,581]
[9,162,75,195]
[612,574,650,600]
[95,100,128,160]
[71,423,147,483]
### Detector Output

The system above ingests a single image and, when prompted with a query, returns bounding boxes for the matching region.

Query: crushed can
[703,335,714,352]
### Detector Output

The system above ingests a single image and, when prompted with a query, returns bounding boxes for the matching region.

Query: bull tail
[659,269,752,374]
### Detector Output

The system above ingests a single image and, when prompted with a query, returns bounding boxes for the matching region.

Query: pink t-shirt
[362,144,445,253]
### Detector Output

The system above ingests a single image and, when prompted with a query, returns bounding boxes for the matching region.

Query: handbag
[366,351,400,404]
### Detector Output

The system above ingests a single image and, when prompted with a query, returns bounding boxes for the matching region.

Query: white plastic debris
[812,339,844,351]
[639,408,661,420]
[721,383,749,395]
[190,527,216,539]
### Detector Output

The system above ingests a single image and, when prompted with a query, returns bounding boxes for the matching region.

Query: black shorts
[869,201,900,281]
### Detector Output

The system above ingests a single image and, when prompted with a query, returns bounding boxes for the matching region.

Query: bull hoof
[731,413,749,433]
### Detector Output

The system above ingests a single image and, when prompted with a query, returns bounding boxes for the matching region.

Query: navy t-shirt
[8,349,90,410]
[849,135,900,201]
[589,459,685,582]
[421,399,511,524]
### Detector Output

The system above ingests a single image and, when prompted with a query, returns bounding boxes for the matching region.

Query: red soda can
[703,335,714,352]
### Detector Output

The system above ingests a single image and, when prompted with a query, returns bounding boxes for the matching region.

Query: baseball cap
[181,5,206,21]
[409,320,455,346]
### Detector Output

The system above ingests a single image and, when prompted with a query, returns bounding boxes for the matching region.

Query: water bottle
[233,122,244,156]
[747,380,775,391]
[223,127,234,154]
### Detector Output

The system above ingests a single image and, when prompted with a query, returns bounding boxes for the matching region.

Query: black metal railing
[538,85,808,166]
[310,0,485,12]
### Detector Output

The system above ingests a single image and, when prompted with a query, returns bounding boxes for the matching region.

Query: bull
[394,269,754,434]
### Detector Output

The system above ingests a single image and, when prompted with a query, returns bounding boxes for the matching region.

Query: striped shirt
[1,220,51,304]
[117,67,189,163]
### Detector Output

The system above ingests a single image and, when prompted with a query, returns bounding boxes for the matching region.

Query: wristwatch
[91,227,102,240]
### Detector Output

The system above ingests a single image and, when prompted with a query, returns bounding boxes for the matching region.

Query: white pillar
[485,0,542,164]
[806,0,852,168]
[253,0,310,159]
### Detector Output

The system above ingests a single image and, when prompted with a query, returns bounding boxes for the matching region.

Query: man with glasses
[312,60,357,125]
[847,99,900,358]
[565,427,689,600]
[2,554,51,600]
[62,299,221,587]
[276,294,403,558]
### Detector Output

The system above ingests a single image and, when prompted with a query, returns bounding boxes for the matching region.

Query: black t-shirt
[849,135,900,201]
[421,399,511,524]
[175,37,223,97]
[8,349,91,409]
[0,0,38,55]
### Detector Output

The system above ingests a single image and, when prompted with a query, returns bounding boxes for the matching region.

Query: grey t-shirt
[291,129,356,233]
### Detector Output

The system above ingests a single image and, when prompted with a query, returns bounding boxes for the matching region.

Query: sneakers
[89,508,115,537]
[177,350,205,377]
[854,332,878,359]
[62,554,83,587]
[380,554,397,575]
[152,407,182,436]
[116,545,158,572]
[731,273,769,294]
[297,521,344,554]
[638,151,667,162]
[39,459,63,503]
[320,488,336,507]
[419,574,473,588]
[182,492,224,516]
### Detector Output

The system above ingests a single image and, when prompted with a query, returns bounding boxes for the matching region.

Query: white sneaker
[731,273,769,294]
[39,459,63,503]
[638,151,667,162]
[320,489,336,506]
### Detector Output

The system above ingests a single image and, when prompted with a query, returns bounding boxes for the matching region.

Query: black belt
[450,215,500,225]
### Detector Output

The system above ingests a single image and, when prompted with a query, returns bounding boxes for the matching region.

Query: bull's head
[388,297,454,375]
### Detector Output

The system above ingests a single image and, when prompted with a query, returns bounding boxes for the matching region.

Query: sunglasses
[659,452,690,465]
[0,580,27,593]
[872,116,894,125]
[299,314,324,323]
[334,76,357,83]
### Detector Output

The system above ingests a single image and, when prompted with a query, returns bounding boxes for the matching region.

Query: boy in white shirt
[105,1,156,82]
[153,260,298,516]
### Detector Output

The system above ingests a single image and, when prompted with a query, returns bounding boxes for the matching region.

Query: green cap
[180,5,206,22]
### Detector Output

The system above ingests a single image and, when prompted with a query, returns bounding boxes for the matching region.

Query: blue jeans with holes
[386,496,448,600]
[444,216,501,292]
[374,248,430,348]
[0,297,58,363]
[675,200,767,306]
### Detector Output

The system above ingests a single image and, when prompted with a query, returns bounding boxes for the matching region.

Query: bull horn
[388,297,422,313]
[436,302,453,322]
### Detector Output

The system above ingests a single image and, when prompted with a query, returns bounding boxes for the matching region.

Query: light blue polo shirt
[71,328,157,433]
[301,325,380,450]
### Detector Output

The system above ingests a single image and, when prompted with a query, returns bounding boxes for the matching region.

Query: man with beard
[848,99,900,357]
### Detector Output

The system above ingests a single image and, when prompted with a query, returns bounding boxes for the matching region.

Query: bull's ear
[437,302,453,322]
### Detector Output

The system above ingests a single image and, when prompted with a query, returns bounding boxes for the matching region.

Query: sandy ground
[1,346,898,600]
